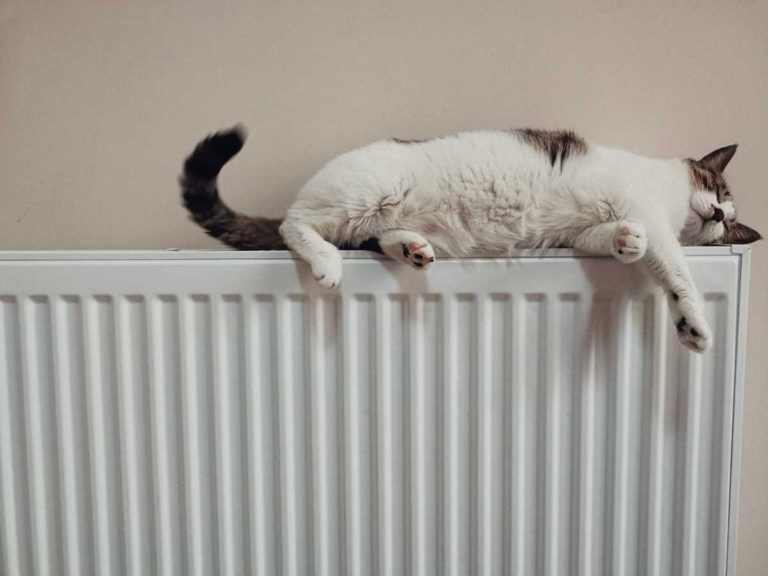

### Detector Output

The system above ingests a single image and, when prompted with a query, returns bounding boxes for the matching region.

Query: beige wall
[1,0,766,571]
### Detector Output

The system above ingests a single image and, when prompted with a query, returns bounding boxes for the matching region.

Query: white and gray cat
[181,126,760,352]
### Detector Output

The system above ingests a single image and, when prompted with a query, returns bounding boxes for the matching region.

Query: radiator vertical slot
[656,303,682,576]
[179,295,218,576]
[212,295,247,576]
[20,297,62,576]
[443,294,476,575]
[342,295,378,575]
[543,294,578,576]
[477,294,508,575]
[0,297,32,576]
[52,296,92,576]
[673,335,704,576]
[245,296,281,576]
[692,294,729,575]
[509,293,546,574]
[148,295,186,576]
[116,296,154,576]
[276,295,313,576]
[638,292,670,576]
[309,295,344,576]
[84,296,126,576]
[376,295,409,576]
[409,294,442,576]
[707,294,733,574]
[574,295,612,575]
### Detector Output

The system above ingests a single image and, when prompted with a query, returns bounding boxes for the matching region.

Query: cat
[180,126,760,352]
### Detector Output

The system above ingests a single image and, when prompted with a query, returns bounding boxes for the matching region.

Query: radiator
[0,247,751,576]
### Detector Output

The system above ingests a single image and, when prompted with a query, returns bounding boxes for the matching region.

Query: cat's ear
[699,144,738,173]
[721,222,762,244]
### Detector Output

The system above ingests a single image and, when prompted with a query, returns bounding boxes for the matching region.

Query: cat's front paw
[674,315,712,352]
[311,252,343,289]
[612,219,647,264]
[669,293,712,352]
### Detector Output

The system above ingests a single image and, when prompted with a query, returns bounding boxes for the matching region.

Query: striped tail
[180,126,286,250]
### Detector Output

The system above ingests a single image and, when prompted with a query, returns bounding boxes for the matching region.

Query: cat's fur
[181,126,761,352]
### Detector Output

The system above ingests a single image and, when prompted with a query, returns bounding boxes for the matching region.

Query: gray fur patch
[208,214,286,250]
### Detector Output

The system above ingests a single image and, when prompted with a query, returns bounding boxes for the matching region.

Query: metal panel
[0,248,750,576]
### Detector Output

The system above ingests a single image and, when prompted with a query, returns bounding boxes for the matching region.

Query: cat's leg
[641,225,711,352]
[573,219,648,263]
[378,229,436,269]
[279,218,343,288]
[575,218,709,351]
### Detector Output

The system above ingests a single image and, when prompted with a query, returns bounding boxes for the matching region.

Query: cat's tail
[180,125,287,250]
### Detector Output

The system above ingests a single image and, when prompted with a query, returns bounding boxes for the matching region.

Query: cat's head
[681,145,761,246]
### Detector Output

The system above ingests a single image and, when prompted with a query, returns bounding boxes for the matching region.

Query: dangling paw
[380,230,436,270]
[669,292,712,352]
[310,251,343,288]
[612,219,647,264]
[400,241,435,269]
[674,316,712,352]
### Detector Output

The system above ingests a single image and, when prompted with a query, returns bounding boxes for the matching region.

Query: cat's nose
[712,207,725,222]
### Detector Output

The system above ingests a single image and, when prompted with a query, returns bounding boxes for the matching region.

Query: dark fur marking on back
[391,137,432,145]
[513,128,587,168]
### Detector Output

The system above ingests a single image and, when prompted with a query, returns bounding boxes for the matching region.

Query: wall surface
[1,0,766,572]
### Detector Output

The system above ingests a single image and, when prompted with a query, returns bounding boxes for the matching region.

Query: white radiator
[0,247,751,576]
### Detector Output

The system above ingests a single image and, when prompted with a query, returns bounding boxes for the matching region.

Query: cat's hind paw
[612,219,647,264]
[380,229,436,270]
[401,241,435,269]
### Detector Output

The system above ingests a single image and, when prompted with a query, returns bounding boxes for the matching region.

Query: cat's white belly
[316,160,559,256]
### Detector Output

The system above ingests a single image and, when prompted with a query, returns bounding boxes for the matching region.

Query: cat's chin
[697,221,725,245]
[681,216,723,246]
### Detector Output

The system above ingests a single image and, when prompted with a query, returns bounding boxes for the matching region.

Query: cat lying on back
[180,126,760,352]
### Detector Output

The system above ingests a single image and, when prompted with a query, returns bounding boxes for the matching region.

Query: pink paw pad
[402,242,435,268]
